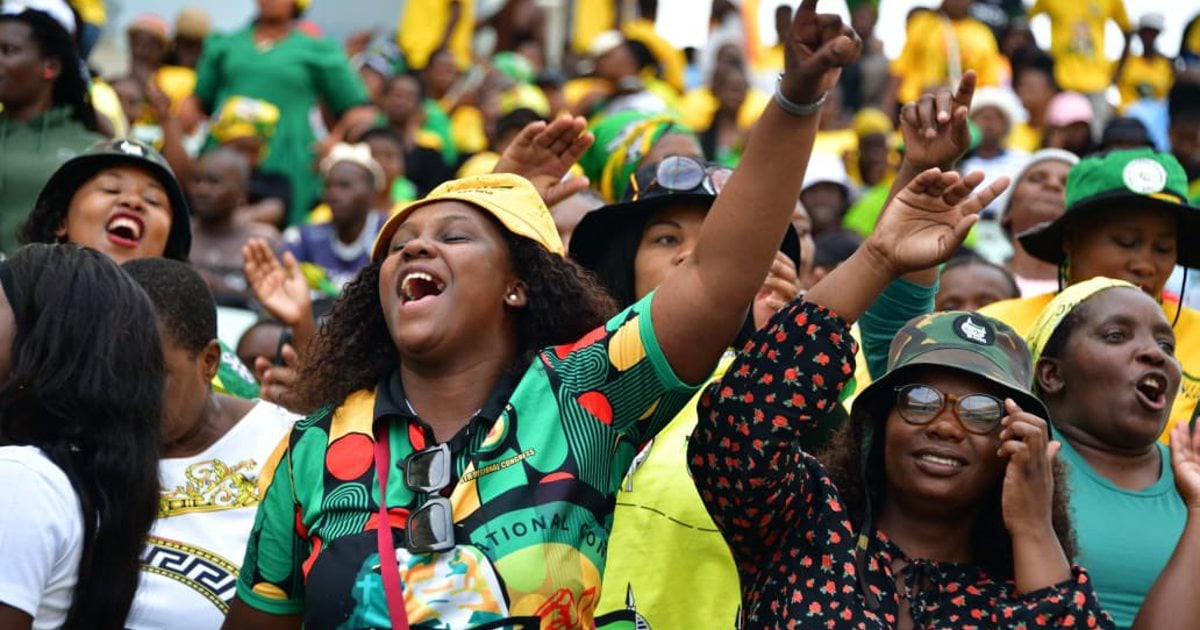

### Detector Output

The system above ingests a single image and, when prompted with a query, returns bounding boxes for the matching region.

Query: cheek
[632,248,671,297]
[143,207,174,249]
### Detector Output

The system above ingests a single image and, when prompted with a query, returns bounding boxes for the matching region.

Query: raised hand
[900,71,976,170]
[493,115,594,206]
[998,401,1060,539]
[753,251,802,330]
[866,168,1008,275]
[1170,422,1200,510]
[255,343,301,411]
[243,239,311,327]
[778,0,863,107]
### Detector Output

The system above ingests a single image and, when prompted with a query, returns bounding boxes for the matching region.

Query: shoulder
[0,447,76,512]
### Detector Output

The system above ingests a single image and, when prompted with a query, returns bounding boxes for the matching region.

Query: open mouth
[105,213,145,247]
[1135,373,1169,410]
[400,271,446,305]
[912,449,967,475]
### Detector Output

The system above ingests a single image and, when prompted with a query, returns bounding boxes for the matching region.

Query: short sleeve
[539,291,700,448]
[0,451,79,617]
[235,440,307,615]
[1111,0,1130,33]
[309,38,369,118]
[192,32,228,111]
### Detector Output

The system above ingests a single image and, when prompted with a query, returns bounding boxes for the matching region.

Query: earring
[506,292,519,304]
[42,67,54,80]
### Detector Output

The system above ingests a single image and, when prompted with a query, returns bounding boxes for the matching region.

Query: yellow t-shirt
[397,0,475,70]
[1009,122,1043,154]
[90,79,128,138]
[622,19,686,94]
[678,87,771,132]
[1029,0,1130,94]
[571,0,616,54]
[597,354,740,630]
[1117,55,1175,107]
[980,293,1200,442]
[68,0,104,25]
[891,12,1005,104]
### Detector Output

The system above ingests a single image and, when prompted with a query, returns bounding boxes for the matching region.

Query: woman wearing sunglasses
[1024,278,1188,629]
[570,155,807,628]
[223,2,863,628]
[689,167,1112,626]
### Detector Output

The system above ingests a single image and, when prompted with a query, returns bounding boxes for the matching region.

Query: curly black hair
[817,396,1076,580]
[291,230,618,412]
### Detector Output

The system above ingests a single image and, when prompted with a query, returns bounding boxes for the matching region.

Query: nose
[1126,250,1158,280]
[116,188,146,212]
[1135,337,1170,366]
[671,245,695,267]
[400,236,433,261]
[924,406,967,441]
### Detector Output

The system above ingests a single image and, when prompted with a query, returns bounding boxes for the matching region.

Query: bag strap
[373,422,410,630]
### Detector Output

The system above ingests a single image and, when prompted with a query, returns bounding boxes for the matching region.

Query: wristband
[774,75,828,117]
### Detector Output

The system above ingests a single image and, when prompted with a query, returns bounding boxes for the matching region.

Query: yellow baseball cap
[371,173,563,262]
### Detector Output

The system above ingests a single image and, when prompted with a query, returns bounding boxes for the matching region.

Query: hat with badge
[851,310,1048,425]
[1018,148,1200,268]
[30,138,191,260]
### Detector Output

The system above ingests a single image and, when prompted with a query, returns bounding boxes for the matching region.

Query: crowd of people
[1,0,1200,628]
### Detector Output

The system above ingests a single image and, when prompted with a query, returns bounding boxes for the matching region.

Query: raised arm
[654,0,862,384]
[1131,422,1200,630]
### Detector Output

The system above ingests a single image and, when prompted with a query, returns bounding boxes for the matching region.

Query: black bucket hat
[33,138,192,260]
[1018,148,1200,269]
[570,156,802,298]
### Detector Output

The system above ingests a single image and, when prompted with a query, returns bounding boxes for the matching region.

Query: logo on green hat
[954,315,995,345]
[1123,158,1168,195]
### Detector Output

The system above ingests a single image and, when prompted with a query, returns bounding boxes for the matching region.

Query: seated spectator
[810,228,863,286]
[188,148,282,306]
[378,74,455,196]
[122,258,297,629]
[690,167,1109,627]
[1168,82,1200,204]
[800,152,854,236]
[1100,117,1154,152]
[960,87,1030,215]
[935,254,1021,312]
[1043,91,1096,156]
[209,96,292,228]
[1010,54,1058,153]
[236,319,289,376]
[981,148,1200,439]
[1026,278,1186,628]
[1115,13,1173,110]
[282,143,386,290]
[997,148,1078,296]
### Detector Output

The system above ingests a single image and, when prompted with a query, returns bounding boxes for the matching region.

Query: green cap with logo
[853,310,1048,424]
[1019,147,1200,268]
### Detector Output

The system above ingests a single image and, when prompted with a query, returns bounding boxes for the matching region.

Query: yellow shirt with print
[1117,55,1174,108]
[891,12,1005,104]
[1029,0,1130,94]
[980,293,1200,443]
[397,0,475,70]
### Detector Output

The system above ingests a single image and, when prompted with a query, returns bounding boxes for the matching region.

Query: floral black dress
[687,300,1115,629]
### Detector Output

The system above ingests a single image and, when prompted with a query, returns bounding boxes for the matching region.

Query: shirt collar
[372,369,521,434]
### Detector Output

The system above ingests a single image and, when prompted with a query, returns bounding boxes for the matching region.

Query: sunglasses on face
[893,384,1006,435]
[631,155,733,201]
[402,443,455,553]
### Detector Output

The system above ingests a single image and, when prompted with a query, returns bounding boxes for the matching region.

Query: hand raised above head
[865,168,1008,276]
[900,71,977,170]
[778,0,864,107]
[493,115,594,206]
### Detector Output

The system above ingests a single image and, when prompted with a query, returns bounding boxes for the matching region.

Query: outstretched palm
[493,115,594,206]
[244,239,311,326]
[868,168,1009,275]
[899,72,977,170]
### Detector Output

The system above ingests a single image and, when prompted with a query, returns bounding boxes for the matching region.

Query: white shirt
[0,446,83,630]
[126,401,296,630]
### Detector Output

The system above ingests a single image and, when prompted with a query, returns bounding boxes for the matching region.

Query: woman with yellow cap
[188,0,373,225]
[1025,277,1189,628]
[223,4,863,627]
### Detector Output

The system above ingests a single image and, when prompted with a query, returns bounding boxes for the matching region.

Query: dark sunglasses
[402,443,455,553]
[631,155,733,201]
[893,384,1006,435]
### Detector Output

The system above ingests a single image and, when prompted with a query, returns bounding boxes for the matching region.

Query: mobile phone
[274,328,294,366]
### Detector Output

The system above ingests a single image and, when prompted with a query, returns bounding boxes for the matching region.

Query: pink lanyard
[373,422,410,630]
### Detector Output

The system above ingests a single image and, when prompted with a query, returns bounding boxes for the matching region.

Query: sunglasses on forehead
[629,155,734,201]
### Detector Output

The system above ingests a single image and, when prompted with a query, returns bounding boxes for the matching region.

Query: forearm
[1131,508,1200,630]
[1011,526,1072,596]
[804,240,898,324]
[157,114,192,184]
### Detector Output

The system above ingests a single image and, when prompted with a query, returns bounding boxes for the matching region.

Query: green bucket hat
[1018,148,1200,268]
[852,310,1048,425]
[578,111,693,203]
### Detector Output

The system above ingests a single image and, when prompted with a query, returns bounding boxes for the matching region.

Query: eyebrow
[645,219,684,230]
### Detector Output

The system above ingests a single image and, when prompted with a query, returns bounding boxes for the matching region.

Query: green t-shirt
[194,25,368,224]
[1056,429,1186,629]
[236,293,699,627]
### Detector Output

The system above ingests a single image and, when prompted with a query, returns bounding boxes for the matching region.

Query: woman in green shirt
[191,0,372,224]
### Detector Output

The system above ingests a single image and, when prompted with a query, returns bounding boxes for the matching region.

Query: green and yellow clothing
[571,0,616,53]
[891,11,1005,104]
[598,354,740,629]
[0,107,104,254]
[981,293,1200,442]
[237,292,701,627]
[89,79,128,138]
[214,340,260,399]
[397,0,475,69]
[195,25,369,225]
[678,86,770,134]
[1029,0,1130,94]
[623,19,686,94]
[422,100,459,166]
[1117,55,1174,108]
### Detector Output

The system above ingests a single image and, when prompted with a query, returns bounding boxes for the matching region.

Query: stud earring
[42,67,54,80]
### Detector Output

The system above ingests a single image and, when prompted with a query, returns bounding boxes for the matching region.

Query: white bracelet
[774,75,828,117]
